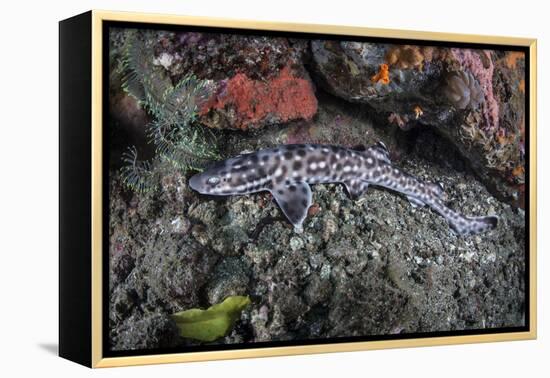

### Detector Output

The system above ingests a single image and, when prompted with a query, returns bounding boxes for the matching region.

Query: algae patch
[171,296,251,342]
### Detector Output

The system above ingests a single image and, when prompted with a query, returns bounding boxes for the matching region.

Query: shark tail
[427,197,498,236]
[447,214,498,236]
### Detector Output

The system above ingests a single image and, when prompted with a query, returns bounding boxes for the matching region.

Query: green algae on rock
[171,296,251,342]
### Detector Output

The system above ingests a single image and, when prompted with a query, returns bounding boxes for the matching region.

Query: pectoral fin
[270,181,312,229]
[343,180,369,200]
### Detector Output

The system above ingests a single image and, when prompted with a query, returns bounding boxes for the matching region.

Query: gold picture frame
[59,9,537,368]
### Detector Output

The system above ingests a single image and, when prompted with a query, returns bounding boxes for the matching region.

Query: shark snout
[188,173,204,192]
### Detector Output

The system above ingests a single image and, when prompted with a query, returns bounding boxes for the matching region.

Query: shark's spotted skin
[189,143,498,235]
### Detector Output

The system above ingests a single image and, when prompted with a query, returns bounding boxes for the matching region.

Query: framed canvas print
[59,10,537,368]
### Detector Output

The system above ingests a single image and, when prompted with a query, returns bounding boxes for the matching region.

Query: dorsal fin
[368,141,391,163]
[377,141,388,152]
[427,182,448,201]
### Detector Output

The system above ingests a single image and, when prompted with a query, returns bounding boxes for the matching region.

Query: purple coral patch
[450,48,499,130]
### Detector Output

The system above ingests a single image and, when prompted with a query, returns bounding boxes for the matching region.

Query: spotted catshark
[189,143,498,236]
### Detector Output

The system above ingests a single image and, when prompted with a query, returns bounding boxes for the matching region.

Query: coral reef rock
[107,30,527,351]
[149,31,318,130]
[311,41,526,206]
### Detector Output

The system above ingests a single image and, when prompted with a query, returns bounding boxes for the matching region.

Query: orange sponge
[371,64,390,84]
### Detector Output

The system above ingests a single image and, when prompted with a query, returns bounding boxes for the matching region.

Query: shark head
[189,161,233,195]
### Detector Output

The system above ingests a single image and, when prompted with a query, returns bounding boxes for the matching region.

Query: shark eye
[207,176,220,185]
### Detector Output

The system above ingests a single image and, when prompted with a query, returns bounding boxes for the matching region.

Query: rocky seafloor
[107,28,526,351]
[108,99,525,352]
